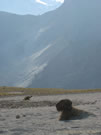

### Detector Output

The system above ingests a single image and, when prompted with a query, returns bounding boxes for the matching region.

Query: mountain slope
[29,0,101,89]
[0,0,101,88]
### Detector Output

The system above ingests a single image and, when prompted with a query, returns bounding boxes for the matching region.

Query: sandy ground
[0,92,101,135]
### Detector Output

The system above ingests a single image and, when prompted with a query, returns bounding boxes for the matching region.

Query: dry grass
[0,86,101,97]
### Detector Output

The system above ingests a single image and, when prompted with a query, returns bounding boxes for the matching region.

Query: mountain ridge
[0,0,101,89]
[0,0,63,15]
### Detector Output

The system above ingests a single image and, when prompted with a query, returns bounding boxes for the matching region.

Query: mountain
[0,0,63,15]
[0,0,101,89]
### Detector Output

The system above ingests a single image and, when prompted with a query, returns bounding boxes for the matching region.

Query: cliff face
[0,0,101,88]
[29,0,101,89]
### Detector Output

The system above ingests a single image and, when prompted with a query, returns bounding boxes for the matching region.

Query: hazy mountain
[0,0,101,89]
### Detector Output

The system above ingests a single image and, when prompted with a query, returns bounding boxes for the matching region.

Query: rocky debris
[0,100,56,109]
[16,115,20,119]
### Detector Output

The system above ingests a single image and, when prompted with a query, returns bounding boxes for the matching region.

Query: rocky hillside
[0,0,101,89]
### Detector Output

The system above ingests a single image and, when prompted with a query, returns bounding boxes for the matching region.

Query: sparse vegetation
[0,86,101,97]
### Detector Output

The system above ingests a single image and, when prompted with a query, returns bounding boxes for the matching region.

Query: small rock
[22,114,26,117]
[16,115,20,119]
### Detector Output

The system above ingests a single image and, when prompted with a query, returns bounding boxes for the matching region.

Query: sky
[36,0,64,5]
[0,0,64,15]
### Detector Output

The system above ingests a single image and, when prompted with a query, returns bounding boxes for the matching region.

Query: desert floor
[0,92,101,135]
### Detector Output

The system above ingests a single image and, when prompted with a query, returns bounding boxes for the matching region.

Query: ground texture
[0,92,101,135]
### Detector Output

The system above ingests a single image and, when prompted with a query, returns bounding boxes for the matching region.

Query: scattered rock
[16,115,20,119]
[22,114,26,117]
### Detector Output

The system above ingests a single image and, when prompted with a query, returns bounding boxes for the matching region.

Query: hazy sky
[0,0,64,15]
[36,0,64,5]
